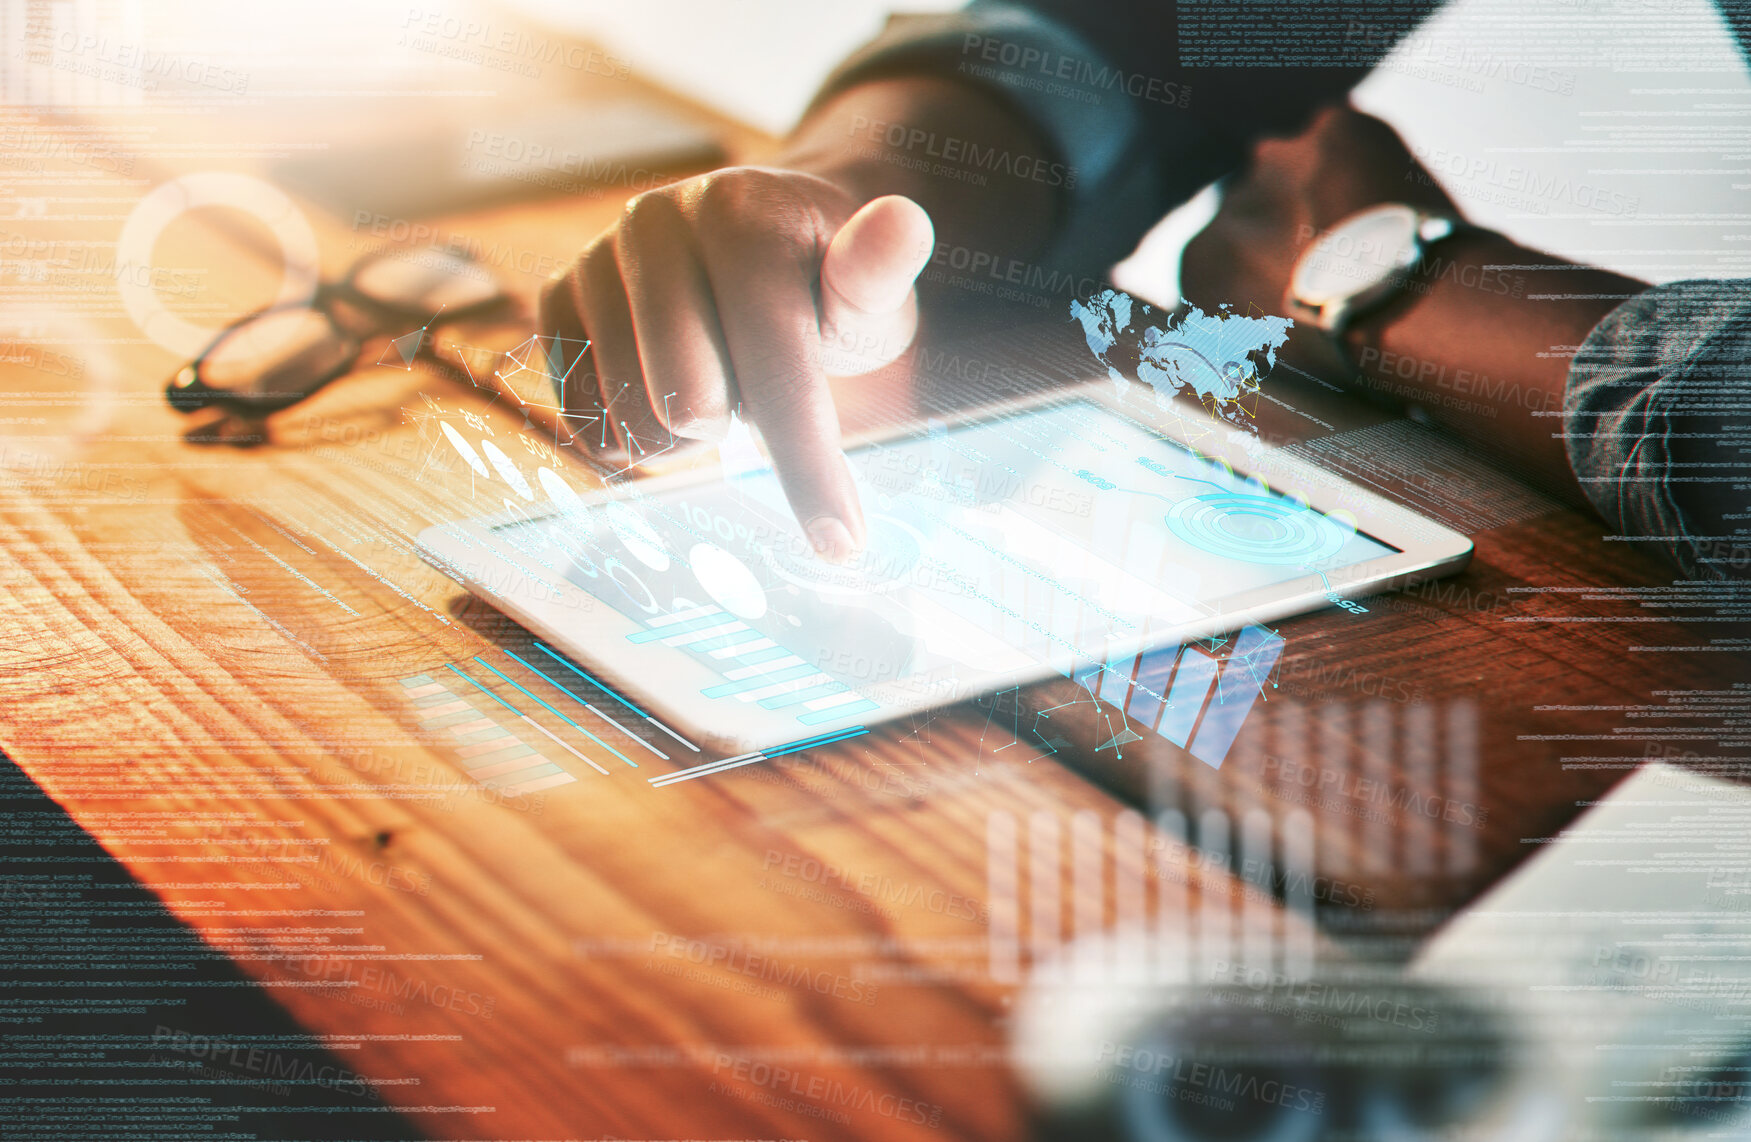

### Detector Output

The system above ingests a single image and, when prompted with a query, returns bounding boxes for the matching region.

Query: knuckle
[576,237,623,303]
[538,260,582,327]
[691,168,764,232]
[693,167,828,249]
[617,188,682,241]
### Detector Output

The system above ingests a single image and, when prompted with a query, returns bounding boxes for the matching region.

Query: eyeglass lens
[173,246,503,410]
[349,247,502,315]
[194,307,357,404]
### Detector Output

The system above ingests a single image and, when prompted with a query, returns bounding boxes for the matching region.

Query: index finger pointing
[696,212,864,563]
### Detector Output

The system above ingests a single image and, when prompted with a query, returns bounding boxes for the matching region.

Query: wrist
[1340,227,1512,369]
[1285,204,1464,368]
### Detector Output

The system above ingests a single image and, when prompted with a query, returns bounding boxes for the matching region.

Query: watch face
[1290,203,1423,308]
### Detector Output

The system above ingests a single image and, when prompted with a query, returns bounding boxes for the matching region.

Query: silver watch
[1285,204,1460,348]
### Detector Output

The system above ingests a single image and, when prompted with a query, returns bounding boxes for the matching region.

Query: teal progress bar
[534,641,650,717]
[472,657,639,768]
[532,641,699,752]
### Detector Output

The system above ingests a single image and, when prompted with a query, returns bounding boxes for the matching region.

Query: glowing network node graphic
[494,332,589,410]
[379,326,427,370]
[1165,492,1347,566]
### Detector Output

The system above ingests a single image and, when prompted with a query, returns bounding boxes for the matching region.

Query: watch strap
[1286,205,1465,368]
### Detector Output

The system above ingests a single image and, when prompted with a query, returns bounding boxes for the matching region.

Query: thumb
[818,194,934,376]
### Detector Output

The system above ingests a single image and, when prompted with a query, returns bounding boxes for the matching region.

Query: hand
[1180,105,1457,367]
[539,167,935,562]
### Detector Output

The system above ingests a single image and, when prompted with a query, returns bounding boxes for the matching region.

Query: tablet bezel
[416,381,1473,754]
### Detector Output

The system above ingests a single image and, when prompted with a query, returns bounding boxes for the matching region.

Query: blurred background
[8,0,1748,300]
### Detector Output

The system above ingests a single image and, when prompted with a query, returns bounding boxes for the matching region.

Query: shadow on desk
[0,749,426,1141]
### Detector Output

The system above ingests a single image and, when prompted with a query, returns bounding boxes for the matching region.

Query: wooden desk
[1,44,1745,1142]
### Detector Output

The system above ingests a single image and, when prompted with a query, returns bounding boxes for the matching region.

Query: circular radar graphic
[1165,493,1347,566]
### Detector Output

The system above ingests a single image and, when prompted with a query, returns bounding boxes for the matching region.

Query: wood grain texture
[0,91,1274,1141]
[3,63,1745,1141]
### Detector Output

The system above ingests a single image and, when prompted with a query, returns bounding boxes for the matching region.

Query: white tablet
[416,381,1471,754]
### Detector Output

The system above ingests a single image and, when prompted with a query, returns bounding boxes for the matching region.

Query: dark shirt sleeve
[815,2,1751,582]
[1565,281,1751,580]
[809,0,1440,269]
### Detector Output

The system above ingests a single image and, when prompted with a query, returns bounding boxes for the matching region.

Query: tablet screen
[492,399,1396,731]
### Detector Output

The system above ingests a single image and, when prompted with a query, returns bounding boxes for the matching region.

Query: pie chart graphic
[1165,492,1347,566]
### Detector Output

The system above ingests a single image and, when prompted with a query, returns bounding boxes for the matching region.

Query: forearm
[776,77,1063,266]
[1344,231,1649,502]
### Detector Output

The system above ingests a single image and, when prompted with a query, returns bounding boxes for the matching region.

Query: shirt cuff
[1564,280,1751,579]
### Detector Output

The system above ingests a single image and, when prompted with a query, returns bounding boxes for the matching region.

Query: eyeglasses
[166,244,510,415]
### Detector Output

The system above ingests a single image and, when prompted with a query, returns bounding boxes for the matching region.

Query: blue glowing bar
[1158,648,1219,748]
[1097,652,1136,709]
[797,699,880,726]
[1126,643,1180,730]
[700,663,817,699]
[626,612,730,642]
[759,681,849,710]
[533,643,650,717]
[725,645,792,667]
[1189,626,1284,768]
[684,629,765,654]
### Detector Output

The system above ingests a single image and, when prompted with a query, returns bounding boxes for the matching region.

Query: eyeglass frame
[165,244,511,416]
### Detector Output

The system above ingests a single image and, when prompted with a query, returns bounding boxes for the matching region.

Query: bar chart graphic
[402,656,870,791]
[1073,624,1285,769]
[986,701,1482,983]
[628,603,881,728]
[985,805,1317,986]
